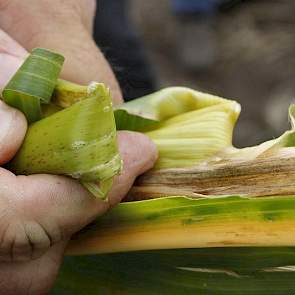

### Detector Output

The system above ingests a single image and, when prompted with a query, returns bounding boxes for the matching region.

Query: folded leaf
[2,48,64,123]
[115,87,240,169]
[9,82,121,199]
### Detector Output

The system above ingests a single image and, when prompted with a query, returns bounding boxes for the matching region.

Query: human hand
[0,29,157,294]
[0,0,123,104]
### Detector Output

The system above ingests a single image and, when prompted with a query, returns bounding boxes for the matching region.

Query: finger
[0,166,98,262]
[2,131,157,261]
[0,101,27,165]
[0,28,27,57]
[80,0,97,33]
[0,29,27,89]
[108,131,158,206]
[0,31,28,164]
[14,131,157,241]
[0,241,67,295]
[16,132,157,233]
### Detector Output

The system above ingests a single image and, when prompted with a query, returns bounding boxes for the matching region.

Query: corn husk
[2,49,121,200]
[2,48,64,123]
[5,49,295,294]
[52,89,295,294]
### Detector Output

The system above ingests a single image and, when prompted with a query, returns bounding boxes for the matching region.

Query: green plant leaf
[2,48,64,123]
[8,83,121,199]
[67,195,295,255]
[115,87,234,125]
[54,193,295,295]
[53,247,295,295]
[115,87,240,169]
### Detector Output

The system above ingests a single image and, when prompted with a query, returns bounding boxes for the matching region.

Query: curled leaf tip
[2,48,64,123]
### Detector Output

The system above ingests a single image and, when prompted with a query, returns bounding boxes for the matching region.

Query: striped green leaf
[2,48,64,123]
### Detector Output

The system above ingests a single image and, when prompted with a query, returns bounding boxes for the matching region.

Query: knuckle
[0,220,59,262]
[0,0,11,11]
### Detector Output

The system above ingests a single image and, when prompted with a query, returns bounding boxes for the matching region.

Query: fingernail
[117,131,158,175]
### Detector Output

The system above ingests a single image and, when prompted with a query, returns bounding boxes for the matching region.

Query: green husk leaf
[114,89,295,170]
[82,178,114,200]
[41,103,63,117]
[52,79,109,108]
[114,108,158,132]
[54,84,240,169]
[2,48,64,123]
[2,49,121,199]
[9,83,121,199]
[115,87,240,169]
[115,87,232,124]
[53,102,295,293]
[54,85,240,169]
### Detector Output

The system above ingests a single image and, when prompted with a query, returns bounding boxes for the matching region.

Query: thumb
[0,30,28,164]
[6,131,157,261]
[18,131,158,238]
[0,29,27,89]
[0,101,27,165]
[108,131,158,206]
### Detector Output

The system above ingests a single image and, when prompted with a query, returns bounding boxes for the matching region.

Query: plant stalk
[127,148,295,201]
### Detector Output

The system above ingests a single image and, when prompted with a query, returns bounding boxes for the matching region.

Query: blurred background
[95,0,295,147]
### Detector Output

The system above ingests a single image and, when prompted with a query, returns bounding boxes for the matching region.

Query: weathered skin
[0,0,123,104]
